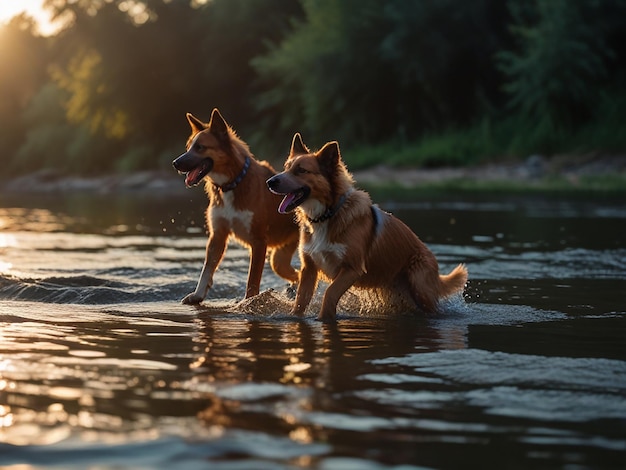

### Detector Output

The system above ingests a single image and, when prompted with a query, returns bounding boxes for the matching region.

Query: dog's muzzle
[173,152,213,187]
[266,174,284,194]
[266,174,310,214]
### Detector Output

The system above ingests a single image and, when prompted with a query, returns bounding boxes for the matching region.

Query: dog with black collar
[267,134,468,322]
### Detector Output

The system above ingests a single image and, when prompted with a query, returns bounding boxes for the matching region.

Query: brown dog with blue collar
[267,134,467,322]
[173,109,299,303]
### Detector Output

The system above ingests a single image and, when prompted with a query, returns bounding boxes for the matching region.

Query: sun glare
[0,0,61,36]
[0,235,14,274]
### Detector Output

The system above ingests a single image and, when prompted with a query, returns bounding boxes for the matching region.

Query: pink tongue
[185,167,203,186]
[278,193,296,214]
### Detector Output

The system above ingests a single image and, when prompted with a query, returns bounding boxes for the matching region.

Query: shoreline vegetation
[2,1,626,184]
[2,154,624,195]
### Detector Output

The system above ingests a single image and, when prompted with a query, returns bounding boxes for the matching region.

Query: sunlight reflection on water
[0,232,16,273]
[0,192,625,468]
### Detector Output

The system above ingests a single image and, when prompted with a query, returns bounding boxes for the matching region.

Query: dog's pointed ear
[208,108,230,144]
[290,133,310,156]
[317,141,341,176]
[186,113,206,133]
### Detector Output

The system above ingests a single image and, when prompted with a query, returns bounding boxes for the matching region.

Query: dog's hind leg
[405,257,441,313]
[270,240,299,299]
[270,239,299,284]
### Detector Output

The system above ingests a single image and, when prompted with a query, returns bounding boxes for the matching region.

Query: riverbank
[353,154,626,192]
[1,154,625,194]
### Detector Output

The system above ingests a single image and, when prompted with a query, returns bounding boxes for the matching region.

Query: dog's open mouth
[181,159,213,187]
[277,187,310,214]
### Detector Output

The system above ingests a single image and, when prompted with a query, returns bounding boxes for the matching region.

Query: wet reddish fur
[183,110,299,300]
[276,135,468,321]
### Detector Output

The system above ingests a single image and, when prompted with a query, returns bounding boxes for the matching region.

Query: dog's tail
[439,263,468,298]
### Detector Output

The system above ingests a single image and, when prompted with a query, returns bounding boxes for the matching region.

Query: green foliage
[252,0,508,154]
[52,47,132,140]
[498,0,626,128]
[13,82,114,174]
[345,123,493,171]
[252,0,389,153]
[0,16,48,160]
[19,0,303,174]
[347,95,626,171]
[1,0,625,178]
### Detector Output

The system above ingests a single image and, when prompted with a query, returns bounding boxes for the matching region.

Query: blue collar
[214,156,250,192]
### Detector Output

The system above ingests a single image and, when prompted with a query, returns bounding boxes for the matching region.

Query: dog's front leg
[291,254,318,315]
[245,240,268,298]
[182,228,229,304]
[318,267,361,322]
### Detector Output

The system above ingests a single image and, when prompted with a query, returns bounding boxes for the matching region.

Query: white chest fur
[211,192,253,234]
[303,223,346,277]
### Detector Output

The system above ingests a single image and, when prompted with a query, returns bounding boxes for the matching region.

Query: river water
[0,189,625,469]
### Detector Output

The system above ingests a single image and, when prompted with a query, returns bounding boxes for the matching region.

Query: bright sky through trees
[0,0,60,35]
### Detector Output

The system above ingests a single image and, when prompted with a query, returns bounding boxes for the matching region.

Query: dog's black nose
[172,154,183,171]
[266,175,279,191]
[172,152,197,173]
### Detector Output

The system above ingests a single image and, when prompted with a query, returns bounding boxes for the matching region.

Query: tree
[253,0,390,151]
[253,0,509,155]
[381,0,509,134]
[43,0,302,172]
[0,16,48,164]
[498,0,626,129]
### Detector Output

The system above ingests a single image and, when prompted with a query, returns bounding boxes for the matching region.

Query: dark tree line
[1,0,625,176]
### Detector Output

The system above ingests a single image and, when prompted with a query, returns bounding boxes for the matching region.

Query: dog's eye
[195,143,206,152]
[295,166,310,175]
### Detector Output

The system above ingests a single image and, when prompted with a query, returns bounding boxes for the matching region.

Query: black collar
[307,191,350,224]
[214,156,251,192]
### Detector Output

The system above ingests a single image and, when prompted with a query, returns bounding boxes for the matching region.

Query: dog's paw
[181,293,204,305]
[316,314,337,324]
[284,283,297,300]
